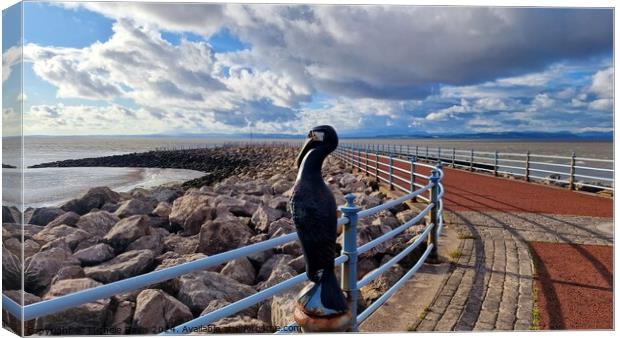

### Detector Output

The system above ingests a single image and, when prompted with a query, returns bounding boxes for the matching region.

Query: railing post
[438,147,442,162]
[426,146,429,160]
[569,152,576,191]
[427,170,441,263]
[374,147,379,182]
[525,151,530,182]
[469,149,474,171]
[452,148,456,168]
[415,145,419,158]
[365,144,369,174]
[410,155,417,194]
[340,194,361,332]
[494,151,499,176]
[389,152,394,190]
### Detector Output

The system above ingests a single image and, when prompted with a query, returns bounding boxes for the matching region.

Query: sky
[1,2,614,136]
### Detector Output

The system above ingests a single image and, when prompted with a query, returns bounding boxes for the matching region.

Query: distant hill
[25,130,612,140]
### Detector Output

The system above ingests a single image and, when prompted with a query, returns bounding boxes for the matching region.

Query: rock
[220,257,256,285]
[104,215,150,250]
[339,173,357,187]
[115,199,155,218]
[246,234,274,267]
[289,255,306,274]
[267,218,295,237]
[163,234,199,255]
[84,249,155,283]
[3,290,40,335]
[357,223,392,257]
[271,180,292,195]
[372,210,401,229]
[357,194,382,209]
[215,196,257,217]
[358,256,380,280]
[277,241,303,256]
[100,202,119,213]
[76,211,120,237]
[2,205,16,223]
[34,278,111,334]
[268,196,289,211]
[271,281,309,328]
[201,299,255,318]
[132,289,193,333]
[360,265,405,306]
[46,211,80,228]
[169,194,213,234]
[257,302,272,325]
[61,186,121,215]
[257,254,294,282]
[110,300,134,334]
[211,316,271,333]
[197,219,254,256]
[153,202,171,218]
[126,228,167,255]
[3,246,22,290]
[257,258,297,291]
[176,271,256,315]
[147,216,169,228]
[73,243,115,266]
[32,224,90,251]
[151,187,183,203]
[251,205,284,233]
[25,247,80,294]
[5,237,39,258]
[51,265,85,285]
[29,207,65,226]
[153,253,214,294]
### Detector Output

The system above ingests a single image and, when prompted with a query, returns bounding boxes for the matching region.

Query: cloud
[589,66,613,99]
[2,46,21,83]
[61,4,612,101]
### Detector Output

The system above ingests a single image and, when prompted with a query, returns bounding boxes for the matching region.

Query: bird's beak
[295,137,316,168]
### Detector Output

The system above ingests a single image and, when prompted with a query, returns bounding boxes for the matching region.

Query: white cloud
[2,46,21,83]
[589,67,613,99]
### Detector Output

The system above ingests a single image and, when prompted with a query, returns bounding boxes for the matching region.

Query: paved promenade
[408,168,613,331]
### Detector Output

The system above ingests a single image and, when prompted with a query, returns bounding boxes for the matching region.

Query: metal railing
[2,146,445,334]
[341,143,613,192]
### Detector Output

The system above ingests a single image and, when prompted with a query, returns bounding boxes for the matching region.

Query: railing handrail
[339,142,612,192]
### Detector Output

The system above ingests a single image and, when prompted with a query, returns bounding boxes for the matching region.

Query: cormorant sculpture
[290,125,348,318]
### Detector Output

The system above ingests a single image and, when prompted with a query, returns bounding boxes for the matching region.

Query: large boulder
[32,224,90,251]
[2,246,22,290]
[152,202,171,218]
[126,228,167,255]
[153,253,213,294]
[267,218,295,237]
[115,199,155,218]
[251,205,283,233]
[72,243,115,266]
[220,257,256,285]
[3,290,40,335]
[176,271,256,315]
[201,299,255,318]
[163,234,199,255]
[50,265,85,285]
[46,211,80,228]
[169,194,213,235]
[34,278,111,334]
[28,207,65,226]
[109,300,134,335]
[25,247,80,295]
[84,249,155,283]
[257,254,295,282]
[2,205,17,223]
[75,211,119,237]
[197,219,254,256]
[215,196,257,217]
[61,187,121,215]
[257,258,297,291]
[104,215,150,250]
[132,289,193,334]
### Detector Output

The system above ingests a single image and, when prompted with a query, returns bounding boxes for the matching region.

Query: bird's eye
[307,131,313,138]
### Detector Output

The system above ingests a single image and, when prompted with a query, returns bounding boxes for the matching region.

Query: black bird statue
[289,125,348,324]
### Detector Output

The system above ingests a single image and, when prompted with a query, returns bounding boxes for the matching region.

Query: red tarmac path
[367,153,613,217]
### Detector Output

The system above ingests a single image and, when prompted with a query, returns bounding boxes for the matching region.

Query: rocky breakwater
[2,146,429,335]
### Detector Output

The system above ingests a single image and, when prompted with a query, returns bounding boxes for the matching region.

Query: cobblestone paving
[412,210,612,331]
